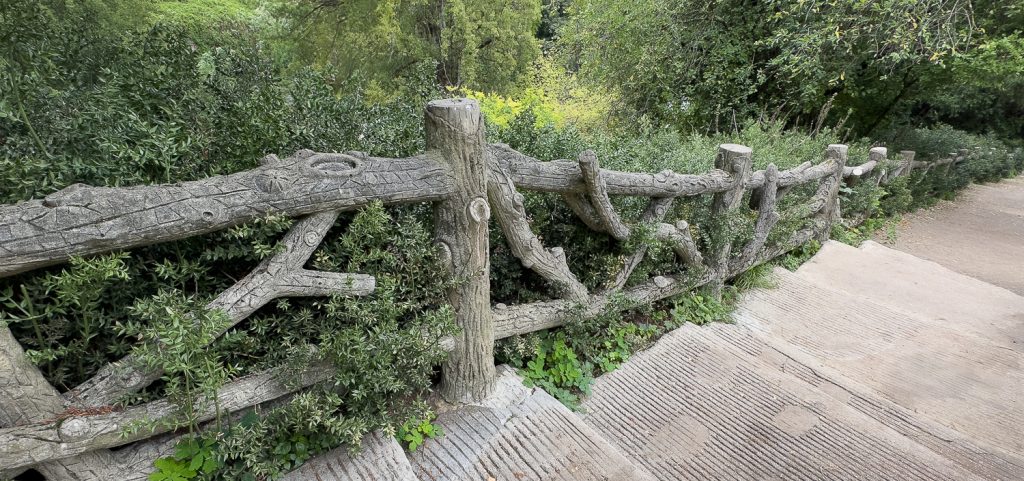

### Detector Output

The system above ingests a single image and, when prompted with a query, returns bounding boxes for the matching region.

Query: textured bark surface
[611,197,674,291]
[495,145,836,198]
[1,329,118,481]
[812,145,849,243]
[0,363,331,471]
[653,220,703,268]
[488,156,588,301]
[577,150,632,240]
[730,164,780,273]
[67,211,374,408]
[428,99,496,403]
[0,151,452,278]
[706,144,754,298]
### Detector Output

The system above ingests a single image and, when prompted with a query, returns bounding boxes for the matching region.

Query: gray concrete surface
[408,366,654,481]
[581,322,988,480]
[878,175,1024,295]
[281,432,418,481]
[742,258,1024,456]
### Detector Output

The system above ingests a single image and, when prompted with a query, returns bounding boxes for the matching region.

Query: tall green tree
[280,0,542,93]
[558,0,979,135]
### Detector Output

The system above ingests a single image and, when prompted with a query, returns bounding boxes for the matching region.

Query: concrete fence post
[426,98,497,403]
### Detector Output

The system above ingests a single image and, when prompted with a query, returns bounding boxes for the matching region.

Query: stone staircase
[286,240,1024,480]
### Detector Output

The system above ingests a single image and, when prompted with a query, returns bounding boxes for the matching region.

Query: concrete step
[281,432,418,481]
[580,321,985,480]
[734,267,1024,478]
[407,366,655,481]
[795,240,1024,353]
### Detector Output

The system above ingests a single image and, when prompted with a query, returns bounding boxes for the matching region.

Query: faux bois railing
[0,99,966,479]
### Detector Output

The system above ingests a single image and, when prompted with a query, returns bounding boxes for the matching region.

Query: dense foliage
[1,0,1021,479]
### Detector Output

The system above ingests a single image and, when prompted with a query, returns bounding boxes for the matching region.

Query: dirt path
[877,175,1024,295]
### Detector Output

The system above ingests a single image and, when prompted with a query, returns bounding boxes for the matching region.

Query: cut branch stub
[577,150,632,240]
[67,211,374,408]
[654,219,703,268]
[488,156,588,301]
[706,144,753,299]
[0,151,453,278]
[428,99,496,403]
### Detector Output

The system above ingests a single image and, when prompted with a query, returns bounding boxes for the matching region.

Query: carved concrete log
[654,220,703,268]
[747,160,833,190]
[491,144,733,196]
[0,151,453,278]
[730,164,780,273]
[812,145,848,243]
[562,192,605,231]
[68,212,374,408]
[897,150,916,178]
[1,329,119,481]
[0,363,332,471]
[844,146,885,182]
[428,99,496,403]
[577,150,632,240]
[494,270,716,339]
[495,144,836,198]
[487,155,588,301]
[610,197,673,291]
[705,144,753,299]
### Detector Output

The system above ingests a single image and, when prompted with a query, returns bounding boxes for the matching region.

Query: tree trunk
[427,99,496,403]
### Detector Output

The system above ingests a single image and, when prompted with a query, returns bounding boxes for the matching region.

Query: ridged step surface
[580,322,983,480]
[408,366,654,481]
[797,240,1024,354]
[734,266,1024,478]
[281,432,417,481]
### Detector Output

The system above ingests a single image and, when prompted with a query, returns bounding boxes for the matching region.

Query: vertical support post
[813,144,848,243]
[706,144,753,300]
[868,146,887,186]
[426,98,496,403]
[899,150,916,178]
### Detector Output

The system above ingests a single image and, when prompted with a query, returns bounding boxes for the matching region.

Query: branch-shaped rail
[0,362,332,471]
[610,197,674,291]
[730,164,780,273]
[1,329,119,481]
[492,144,837,197]
[67,212,374,408]
[653,220,703,268]
[0,150,453,278]
[487,156,588,301]
[492,221,822,340]
[576,150,632,240]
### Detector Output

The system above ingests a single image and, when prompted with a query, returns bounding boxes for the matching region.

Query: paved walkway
[881,175,1024,295]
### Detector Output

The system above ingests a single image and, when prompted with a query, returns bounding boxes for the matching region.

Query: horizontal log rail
[0,98,975,477]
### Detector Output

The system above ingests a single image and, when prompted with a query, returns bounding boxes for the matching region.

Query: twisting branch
[654,220,704,268]
[610,197,674,291]
[576,150,632,240]
[562,193,605,232]
[67,212,375,408]
[0,363,333,471]
[487,157,588,301]
[730,164,780,273]
[1,328,119,481]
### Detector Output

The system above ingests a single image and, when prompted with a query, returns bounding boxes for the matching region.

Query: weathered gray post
[426,98,496,403]
[899,150,916,178]
[813,144,848,243]
[707,144,753,300]
[867,146,887,186]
